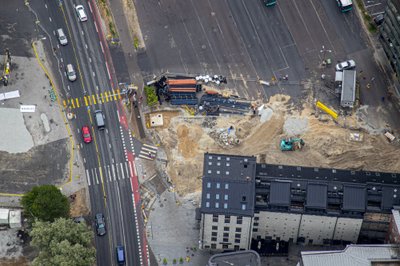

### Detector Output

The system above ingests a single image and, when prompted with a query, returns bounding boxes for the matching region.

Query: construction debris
[209,126,240,147]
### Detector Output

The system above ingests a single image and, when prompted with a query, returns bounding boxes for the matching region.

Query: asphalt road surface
[29,1,147,265]
[134,0,377,103]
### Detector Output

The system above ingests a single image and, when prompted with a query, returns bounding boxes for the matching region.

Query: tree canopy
[30,218,96,266]
[21,185,70,222]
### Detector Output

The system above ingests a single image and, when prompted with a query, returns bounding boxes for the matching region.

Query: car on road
[95,213,106,236]
[335,60,356,71]
[116,246,125,265]
[75,5,87,22]
[82,126,92,143]
[66,64,77,82]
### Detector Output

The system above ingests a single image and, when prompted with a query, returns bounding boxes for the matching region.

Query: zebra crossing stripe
[94,168,99,184]
[120,163,125,179]
[108,165,112,182]
[111,164,116,181]
[143,143,158,150]
[141,146,157,153]
[86,169,91,186]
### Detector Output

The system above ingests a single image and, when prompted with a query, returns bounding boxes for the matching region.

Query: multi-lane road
[29,1,148,265]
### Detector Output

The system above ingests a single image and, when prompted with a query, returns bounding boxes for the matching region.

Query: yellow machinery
[316,101,338,120]
[1,48,11,86]
[183,105,195,116]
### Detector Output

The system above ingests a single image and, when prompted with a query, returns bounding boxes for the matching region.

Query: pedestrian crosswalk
[63,89,122,109]
[85,161,135,186]
[138,143,158,160]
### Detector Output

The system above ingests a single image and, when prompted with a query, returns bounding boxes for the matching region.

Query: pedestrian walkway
[138,143,158,160]
[63,88,122,109]
[85,161,135,186]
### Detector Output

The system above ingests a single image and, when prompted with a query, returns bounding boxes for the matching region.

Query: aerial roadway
[30,0,147,265]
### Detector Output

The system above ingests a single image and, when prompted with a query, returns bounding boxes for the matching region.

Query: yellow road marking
[92,95,97,105]
[116,88,121,100]
[97,94,101,103]
[71,99,75,109]
[76,98,80,108]
[84,96,89,106]
[100,92,104,103]
[88,96,92,105]
[104,91,109,102]
[63,100,67,108]
[113,90,117,101]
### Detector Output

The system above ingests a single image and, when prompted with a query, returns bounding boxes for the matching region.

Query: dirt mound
[69,188,89,217]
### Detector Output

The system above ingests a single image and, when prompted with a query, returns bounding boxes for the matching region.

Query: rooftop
[299,244,400,266]
[208,250,261,266]
[341,69,356,102]
[201,153,256,216]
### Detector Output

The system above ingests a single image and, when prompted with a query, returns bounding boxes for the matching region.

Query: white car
[75,5,87,22]
[335,60,356,71]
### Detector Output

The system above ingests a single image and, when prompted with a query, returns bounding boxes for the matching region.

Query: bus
[264,0,277,7]
[336,0,352,12]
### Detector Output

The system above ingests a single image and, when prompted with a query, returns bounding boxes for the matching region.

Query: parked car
[81,126,92,143]
[75,5,87,22]
[95,213,106,236]
[374,14,384,26]
[335,60,356,71]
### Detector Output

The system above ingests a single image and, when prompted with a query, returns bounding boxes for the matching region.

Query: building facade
[380,0,400,78]
[199,153,400,251]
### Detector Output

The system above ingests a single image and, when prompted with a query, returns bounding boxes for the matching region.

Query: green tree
[30,218,95,266]
[144,86,158,107]
[21,185,70,222]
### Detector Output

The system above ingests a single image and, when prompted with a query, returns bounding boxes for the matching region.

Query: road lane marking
[76,98,80,108]
[115,163,120,180]
[120,163,125,179]
[63,100,67,108]
[86,169,91,186]
[100,92,104,103]
[111,164,116,181]
[92,94,97,105]
[84,96,89,106]
[104,91,109,102]
[94,168,99,184]
[124,162,129,179]
[71,99,75,109]
[108,165,112,182]
[116,88,121,100]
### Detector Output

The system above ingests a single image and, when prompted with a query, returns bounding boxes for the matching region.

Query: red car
[82,126,92,143]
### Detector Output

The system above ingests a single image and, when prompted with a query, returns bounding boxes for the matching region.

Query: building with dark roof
[207,250,261,266]
[199,153,400,252]
[380,0,400,79]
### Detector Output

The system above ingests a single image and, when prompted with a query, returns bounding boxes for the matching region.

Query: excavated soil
[151,95,400,195]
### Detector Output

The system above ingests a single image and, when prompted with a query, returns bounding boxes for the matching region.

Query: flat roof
[300,244,400,266]
[208,250,261,266]
[342,186,366,211]
[306,184,328,209]
[341,70,356,103]
[201,153,257,216]
[269,181,291,206]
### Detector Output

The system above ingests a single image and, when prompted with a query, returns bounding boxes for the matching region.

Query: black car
[95,213,106,236]
[374,14,384,26]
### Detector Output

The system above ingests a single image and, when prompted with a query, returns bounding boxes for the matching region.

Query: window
[226,171,230,175]
[212,232,217,237]
[212,226,218,230]
[224,227,229,231]
[235,239,240,243]
[224,195,229,200]
[254,222,259,227]
[217,156,221,160]
[206,202,210,208]
[242,196,247,201]
[209,156,213,160]
[208,170,212,174]
[206,193,210,199]
[226,157,230,161]
[213,215,218,222]
[211,237,217,241]
[235,233,241,238]
[205,245,210,249]
[217,162,221,166]
[254,217,259,221]
[236,228,242,233]
[237,217,243,225]
[208,162,212,166]
[217,170,220,174]
[216,183,221,189]
[224,203,228,209]
[224,216,230,223]
[226,163,230,167]
[234,245,239,250]
[225,184,229,189]
[215,202,219,208]
[216,194,220,200]
[223,232,229,237]
[211,244,216,249]
[207,182,211,188]
[241,204,246,210]
[223,238,229,242]
[222,244,229,249]
[253,228,258,232]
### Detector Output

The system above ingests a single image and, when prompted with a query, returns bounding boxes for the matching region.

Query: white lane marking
[92,71,96,77]
[81,30,84,36]
[117,110,120,123]
[49,17,52,22]
[108,165,112,182]
[115,185,128,265]
[83,157,86,164]
[112,164,116,181]
[99,41,104,54]
[86,169,91,186]
[132,160,137,176]
[89,57,92,63]
[115,163,120,180]
[94,168,99,184]
[128,161,134,178]
[85,44,88,49]
[125,162,129,179]
[120,163,125,179]
[143,143,158,150]
[111,157,114,164]
[45,4,47,8]
[88,0,93,13]
[94,22,98,33]
[60,57,63,63]
[105,61,111,81]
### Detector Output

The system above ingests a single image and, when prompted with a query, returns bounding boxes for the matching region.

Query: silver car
[75,5,88,22]
[335,60,356,71]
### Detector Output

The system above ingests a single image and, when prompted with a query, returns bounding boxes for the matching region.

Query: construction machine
[280,138,305,151]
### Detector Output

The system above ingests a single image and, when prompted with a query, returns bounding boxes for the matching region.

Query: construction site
[142,76,400,196]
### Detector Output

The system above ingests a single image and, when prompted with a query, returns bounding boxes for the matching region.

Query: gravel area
[283,117,309,136]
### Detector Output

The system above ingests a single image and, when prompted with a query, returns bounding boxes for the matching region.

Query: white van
[56,28,68,46]
[66,64,77,82]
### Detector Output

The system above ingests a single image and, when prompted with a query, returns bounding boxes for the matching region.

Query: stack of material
[199,94,251,115]
[167,78,198,105]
